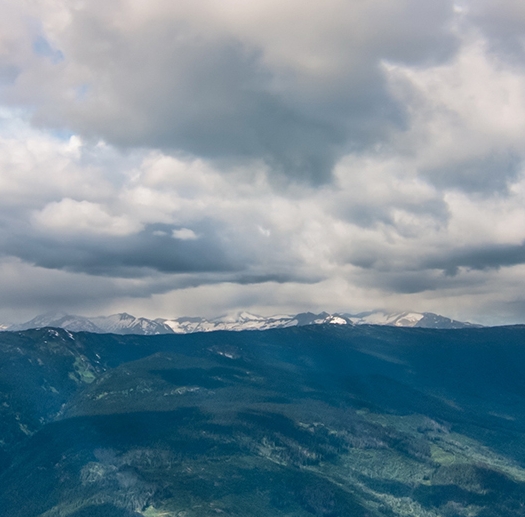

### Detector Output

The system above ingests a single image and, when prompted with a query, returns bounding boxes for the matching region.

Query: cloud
[2,222,239,277]
[385,37,525,193]
[172,228,198,240]
[33,198,141,236]
[1,1,525,324]
[423,242,525,275]
[467,0,525,59]
[0,0,460,183]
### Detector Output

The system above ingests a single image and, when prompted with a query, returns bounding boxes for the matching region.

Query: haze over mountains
[6,310,480,335]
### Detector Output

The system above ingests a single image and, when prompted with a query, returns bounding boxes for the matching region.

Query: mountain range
[6,310,480,335]
[0,324,524,517]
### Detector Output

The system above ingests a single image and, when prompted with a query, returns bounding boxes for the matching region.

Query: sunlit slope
[0,325,525,516]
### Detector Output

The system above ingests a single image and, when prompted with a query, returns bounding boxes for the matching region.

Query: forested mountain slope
[0,325,524,516]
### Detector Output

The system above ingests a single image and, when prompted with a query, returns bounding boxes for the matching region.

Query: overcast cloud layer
[1,0,525,325]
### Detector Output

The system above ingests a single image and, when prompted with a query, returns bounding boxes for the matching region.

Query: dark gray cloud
[4,0,459,184]
[346,240,525,296]
[349,262,487,295]
[424,241,525,276]
[1,223,238,278]
[355,241,525,276]
[359,271,448,294]
[64,29,346,184]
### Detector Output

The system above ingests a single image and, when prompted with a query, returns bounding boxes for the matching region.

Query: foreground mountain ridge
[7,309,480,335]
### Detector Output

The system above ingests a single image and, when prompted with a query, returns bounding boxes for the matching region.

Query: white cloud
[33,198,141,235]
[172,228,198,241]
[385,35,525,191]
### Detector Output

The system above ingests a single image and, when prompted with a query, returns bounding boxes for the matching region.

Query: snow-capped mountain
[345,310,479,329]
[6,310,480,335]
[8,311,173,335]
[91,313,174,335]
[8,311,104,333]
[159,311,353,333]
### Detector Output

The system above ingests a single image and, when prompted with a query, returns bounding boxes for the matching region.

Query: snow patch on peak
[393,313,425,327]
[330,316,348,325]
[346,310,478,329]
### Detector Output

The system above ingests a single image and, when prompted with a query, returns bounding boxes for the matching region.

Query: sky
[1,0,525,325]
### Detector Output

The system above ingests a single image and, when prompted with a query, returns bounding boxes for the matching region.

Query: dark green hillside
[1,325,525,516]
